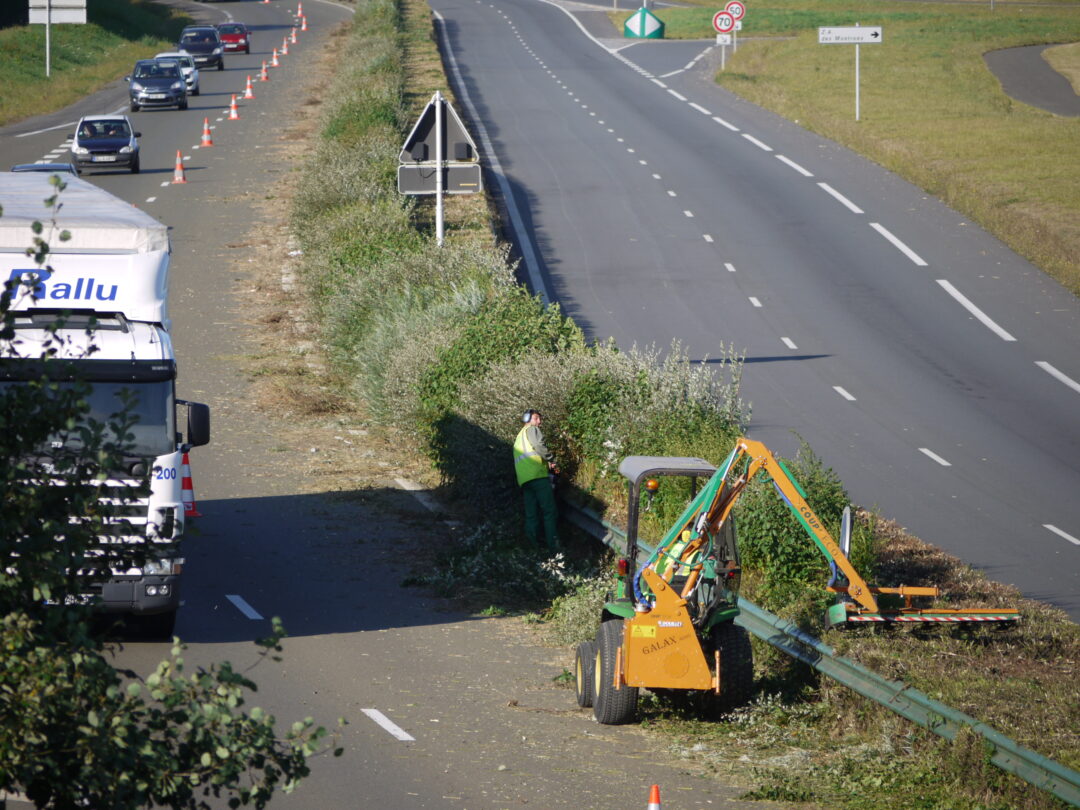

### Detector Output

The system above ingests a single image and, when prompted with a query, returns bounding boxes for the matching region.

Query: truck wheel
[137,610,177,642]
[593,620,637,724]
[712,622,753,712]
[574,639,596,708]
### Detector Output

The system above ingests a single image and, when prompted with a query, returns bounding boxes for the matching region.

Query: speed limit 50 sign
[725,1,745,20]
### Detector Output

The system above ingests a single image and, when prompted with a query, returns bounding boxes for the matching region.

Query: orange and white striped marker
[228,94,240,120]
[171,150,187,184]
[281,37,289,56]
[300,15,307,32]
[271,47,280,67]
[297,1,303,15]
[260,61,270,81]
[200,118,214,147]
[243,75,255,99]
[647,785,661,810]
[181,452,202,518]
[290,27,297,43]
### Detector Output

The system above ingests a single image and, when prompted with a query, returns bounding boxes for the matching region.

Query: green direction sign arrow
[624,7,664,39]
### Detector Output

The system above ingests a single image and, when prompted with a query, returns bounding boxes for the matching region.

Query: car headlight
[171,81,183,90]
[213,47,222,55]
[120,145,134,154]
[131,81,144,91]
[238,38,246,44]
[72,146,89,155]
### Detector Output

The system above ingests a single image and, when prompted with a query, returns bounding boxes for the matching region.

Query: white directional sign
[725,1,745,21]
[712,11,735,33]
[29,0,87,24]
[818,26,882,44]
[624,7,664,39]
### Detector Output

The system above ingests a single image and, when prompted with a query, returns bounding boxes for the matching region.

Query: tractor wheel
[574,639,596,708]
[592,620,638,724]
[712,622,753,712]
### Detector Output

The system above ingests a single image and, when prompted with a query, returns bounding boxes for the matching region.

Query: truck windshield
[0,380,175,458]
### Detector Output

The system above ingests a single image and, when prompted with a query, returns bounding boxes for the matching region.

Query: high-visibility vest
[513,426,547,486]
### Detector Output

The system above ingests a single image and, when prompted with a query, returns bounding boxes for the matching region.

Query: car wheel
[130,102,140,112]
[245,46,250,54]
[130,156,140,174]
[178,99,188,111]
[217,60,224,71]
[192,85,200,96]
[593,619,638,724]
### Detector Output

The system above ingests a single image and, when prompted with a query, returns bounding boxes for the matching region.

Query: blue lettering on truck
[7,269,118,302]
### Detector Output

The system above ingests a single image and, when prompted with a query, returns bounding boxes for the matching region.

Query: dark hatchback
[177,27,224,70]
[127,60,188,112]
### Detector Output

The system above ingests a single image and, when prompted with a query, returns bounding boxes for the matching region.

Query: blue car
[70,115,142,174]
[127,59,188,112]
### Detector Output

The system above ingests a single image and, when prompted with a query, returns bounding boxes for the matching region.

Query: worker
[513,409,559,551]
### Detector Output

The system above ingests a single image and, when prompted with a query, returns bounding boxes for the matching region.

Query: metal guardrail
[562,499,1080,808]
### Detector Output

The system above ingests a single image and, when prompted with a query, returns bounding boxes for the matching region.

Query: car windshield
[217,24,244,34]
[134,63,179,79]
[156,54,192,69]
[180,32,214,45]
[80,120,131,139]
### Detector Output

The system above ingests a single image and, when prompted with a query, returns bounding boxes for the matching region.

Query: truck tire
[593,620,637,724]
[137,610,177,642]
[712,622,753,712]
[574,639,596,708]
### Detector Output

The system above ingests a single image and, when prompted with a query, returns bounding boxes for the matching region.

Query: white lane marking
[659,69,683,78]
[724,262,737,272]
[1035,361,1080,395]
[817,182,863,214]
[935,279,1016,342]
[638,159,647,165]
[667,89,688,101]
[362,709,416,741]
[749,296,762,307]
[781,337,798,350]
[616,137,624,143]
[870,222,928,266]
[918,448,952,467]
[741,133,773,152]
[16,119,80,137]
[226,594,264,620]
[1044,524,1080,546]
[627,148,635,153]
[703,234,713,243]
[683,60,695,70]
[43,153,62,159]
[667,190,677,197]
[652,173,661,179]
[396,477,440,512]
[683,210,694,218]
[776,155,813,177]
[160,181,170,187]
[833,386,856,401]
[712,116,739,131]
[145,196,157,203]
[689,102,711,115]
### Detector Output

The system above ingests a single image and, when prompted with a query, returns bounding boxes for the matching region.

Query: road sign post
[818,24,882,122]
[725,1,745,54]
[713,10,735,69]
[399,90,481,246]
[29,0,87,78]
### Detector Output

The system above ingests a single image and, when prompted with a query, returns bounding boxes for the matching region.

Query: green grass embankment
[0,0,190,127]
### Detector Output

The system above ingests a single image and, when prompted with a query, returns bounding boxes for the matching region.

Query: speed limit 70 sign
[725,0,745,20]
[712,10,735,33]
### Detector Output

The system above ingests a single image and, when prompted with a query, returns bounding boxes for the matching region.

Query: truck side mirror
[185,401,210,447]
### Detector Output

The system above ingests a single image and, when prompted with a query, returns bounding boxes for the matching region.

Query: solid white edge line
[817,182,864,214]
[935,279,1017,342]
[870,222,928,266]
[781,337,798,350]
[776,155,813,177]
[741,133,773,152]
[918,447,952,467]
[1035,361,1080,395]
[225,594,264,620]
[689,102,711,115]
[651,78,668,87]
[712,116,739,131]
[361,709,416,742]
[833,386,856,401]
[1044,524,1080,546]
[434,10,549,302]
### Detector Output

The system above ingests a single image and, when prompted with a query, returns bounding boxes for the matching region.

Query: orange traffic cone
[300,15,307,31]
[290,26,297,43]
[228,94,240,120]
[281,37,289,56]
[243,75,255,99]
[172,150,187,184]
[200,117,214,147]
[297,1,303,15]
[181,452,202,518]
[262,0,268,4]
[271,48,280,67]
[260,61,270,81]
[647,785,661,810]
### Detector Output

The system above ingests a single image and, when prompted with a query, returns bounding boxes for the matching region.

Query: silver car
[154,51,200,96]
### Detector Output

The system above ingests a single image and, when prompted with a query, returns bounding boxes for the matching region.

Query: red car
[215,22,252,54]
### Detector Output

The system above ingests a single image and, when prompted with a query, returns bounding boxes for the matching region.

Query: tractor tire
[592,620,638,724]
[712,622,753,712]
[574,639,596,708]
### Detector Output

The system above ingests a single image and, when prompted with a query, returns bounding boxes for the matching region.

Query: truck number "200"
[155,467,178,480]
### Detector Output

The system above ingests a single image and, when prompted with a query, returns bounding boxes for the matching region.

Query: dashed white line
[833,386,856,401]
[1044,524,1080,546]
[226,594,263,620]
[748,296,762,308]
[724,262,736,272]
[667,89,688,102]
[776,155,813,177]
[918,448,952,467]
[741,133,773,152]
[638,159,647,165]
[817,182,863,214]
[870,222,928,266]
[627,148,635,153]
[362,709,416,742]
[781,337,798,350]
[703,234,713,243]
[683,210,694,218]
[689,102,711,115]
[652,173,661,179]
[1035,361,1080,395]
[712,116,739,131]
[160,181,170,187]
[935,280,1016,342]
[145,196,157,203]
[667,190,677,197]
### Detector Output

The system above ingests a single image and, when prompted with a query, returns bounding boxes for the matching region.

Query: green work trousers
[521,476,558,551]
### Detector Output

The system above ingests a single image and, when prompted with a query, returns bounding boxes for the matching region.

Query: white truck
[0,173,209,638]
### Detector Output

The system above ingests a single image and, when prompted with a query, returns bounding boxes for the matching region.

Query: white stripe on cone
[181,452,202,518]
[647,784,661,809]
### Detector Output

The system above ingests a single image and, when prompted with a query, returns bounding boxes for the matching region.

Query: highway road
[426,0,1080,619]
[2,2,798,807]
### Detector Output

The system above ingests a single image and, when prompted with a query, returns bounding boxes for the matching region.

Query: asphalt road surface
[427,0,1080,620]
[2,1,799,808]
